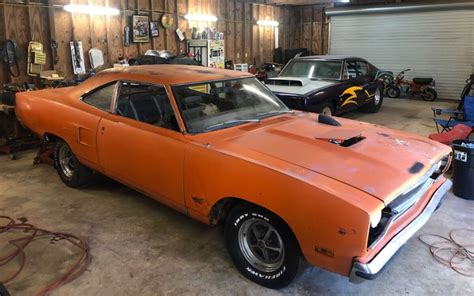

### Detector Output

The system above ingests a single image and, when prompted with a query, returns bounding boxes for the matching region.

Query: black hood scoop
[318,114,341,126]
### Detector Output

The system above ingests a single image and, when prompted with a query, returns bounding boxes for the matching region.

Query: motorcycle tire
[422,88,438,101]
[387,86,401,98]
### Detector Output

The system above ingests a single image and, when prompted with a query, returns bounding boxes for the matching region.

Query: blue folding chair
[432,75,474,133]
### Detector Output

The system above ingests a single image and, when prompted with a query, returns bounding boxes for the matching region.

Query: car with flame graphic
[265,56,388,116]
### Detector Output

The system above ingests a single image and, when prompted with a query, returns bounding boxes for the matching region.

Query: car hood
[265,77,335,96]
[206,114,450,204]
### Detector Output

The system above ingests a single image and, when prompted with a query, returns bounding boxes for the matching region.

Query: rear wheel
[422,88,437,101]
[54,140,94,188]
[386,86,400,98]
[361,86,383,113]
[225,203,300,289]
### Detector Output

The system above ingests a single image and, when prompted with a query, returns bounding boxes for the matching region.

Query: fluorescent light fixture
[184,14,218,22]
[257,20,279,27]
[64,4,120,16]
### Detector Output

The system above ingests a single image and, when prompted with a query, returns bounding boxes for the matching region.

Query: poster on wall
[150,21,160,37]
[132,15,150,43]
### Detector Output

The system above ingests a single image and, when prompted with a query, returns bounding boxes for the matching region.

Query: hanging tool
[51,40,59,65]
[1,40,20,77]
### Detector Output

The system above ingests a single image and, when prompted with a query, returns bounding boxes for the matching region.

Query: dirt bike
[386,69,438,101]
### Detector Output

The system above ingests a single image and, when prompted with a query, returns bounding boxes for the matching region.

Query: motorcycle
[386,69,438,101]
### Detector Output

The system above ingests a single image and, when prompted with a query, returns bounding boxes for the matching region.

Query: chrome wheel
[321,106,333,116]
[374,88,381,105]
[58,144,75,178]
[238,218,285,273]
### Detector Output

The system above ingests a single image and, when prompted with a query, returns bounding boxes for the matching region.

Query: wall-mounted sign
[161,14,174,29]
[132,15,150,43]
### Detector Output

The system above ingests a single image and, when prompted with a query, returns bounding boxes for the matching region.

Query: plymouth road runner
[15,65,452,288]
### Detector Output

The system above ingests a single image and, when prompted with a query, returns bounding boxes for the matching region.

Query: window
[82,82,116,111]
[115,82,180,131]
[344,61,369,79]
[279,60,342,80]
[172,77,290,133]
[357,62,369,75]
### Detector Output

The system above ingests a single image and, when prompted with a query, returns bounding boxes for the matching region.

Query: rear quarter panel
[15,88,106,169]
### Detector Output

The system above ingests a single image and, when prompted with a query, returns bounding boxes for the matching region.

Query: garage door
[328,8,474,100]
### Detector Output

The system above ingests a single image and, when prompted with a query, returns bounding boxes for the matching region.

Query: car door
[340,60,372,111]
[355,60,376,103]
[96,81,187,213]
[337,59,361,114]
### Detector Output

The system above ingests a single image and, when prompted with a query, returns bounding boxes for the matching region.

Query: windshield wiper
[257,110,294,118]
[204,119,261,131]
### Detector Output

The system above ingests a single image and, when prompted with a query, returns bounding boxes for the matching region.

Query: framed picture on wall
[150,21,160,37]
[132,15,150,43]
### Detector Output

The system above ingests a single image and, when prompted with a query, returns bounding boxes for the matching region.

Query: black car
[265,56,388,116]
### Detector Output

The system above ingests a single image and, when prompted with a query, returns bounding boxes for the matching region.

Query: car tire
[422,88,438,101]
[225,203,300,289]
[386,86,400,98]
[361,86,384,113]
[54,140,94,188]
[316,102,334,116]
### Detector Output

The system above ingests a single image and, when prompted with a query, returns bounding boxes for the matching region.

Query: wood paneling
[0,0,306,84]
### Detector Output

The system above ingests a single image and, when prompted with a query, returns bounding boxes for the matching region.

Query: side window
[357,62,369,76]
[82,82,116,111]
[345,61,358,79]
[115,82,180,132]
[344,61,369,79]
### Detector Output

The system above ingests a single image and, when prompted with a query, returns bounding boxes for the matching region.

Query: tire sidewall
[371,85,384,112]
[54,141,86,187]
[225,205,299,289]
[387,86,400,98]
[423,88,437,101]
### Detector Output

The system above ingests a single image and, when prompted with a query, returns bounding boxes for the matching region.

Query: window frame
[112,80,183,133]
[80,81,119,112]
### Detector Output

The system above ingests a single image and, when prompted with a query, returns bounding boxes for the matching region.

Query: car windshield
[279,60,342,80]
[172,77,291,133]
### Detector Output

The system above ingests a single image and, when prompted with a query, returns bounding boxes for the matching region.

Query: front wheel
[422,88,438,101]
[225,204,300,289]
[386,86,401,98]
[54,140,94,188]
[316,102,334,116]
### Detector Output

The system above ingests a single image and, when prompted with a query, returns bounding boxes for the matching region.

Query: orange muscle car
[15,65,452,288]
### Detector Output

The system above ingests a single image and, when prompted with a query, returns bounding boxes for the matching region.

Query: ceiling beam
[264,0,348,5]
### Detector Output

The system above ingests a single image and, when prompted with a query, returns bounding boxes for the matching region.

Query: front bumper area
[349,179,452,283]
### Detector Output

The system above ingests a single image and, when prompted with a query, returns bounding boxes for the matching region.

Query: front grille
[277,95,305,110]
[367,156,448,249]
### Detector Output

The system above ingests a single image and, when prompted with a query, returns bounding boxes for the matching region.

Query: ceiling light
[257,20,279,27]
[64,4,120,16]
[184,14,218,22]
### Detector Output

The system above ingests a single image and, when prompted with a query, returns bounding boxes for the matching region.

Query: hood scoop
[328,136,366,147]
[266,79,303,86]
[318,114,341,126]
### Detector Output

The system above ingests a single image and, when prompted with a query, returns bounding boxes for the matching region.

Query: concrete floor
[1,97,473,295]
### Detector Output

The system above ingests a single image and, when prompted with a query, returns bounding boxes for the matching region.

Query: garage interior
[0,0,473,295]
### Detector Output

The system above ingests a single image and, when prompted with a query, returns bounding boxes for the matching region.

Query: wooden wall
[0,0,290,85]
[279,4,330,58]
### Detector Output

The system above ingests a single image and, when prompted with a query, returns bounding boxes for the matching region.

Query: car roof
[296,55,363,61]
[99,64,253,85]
